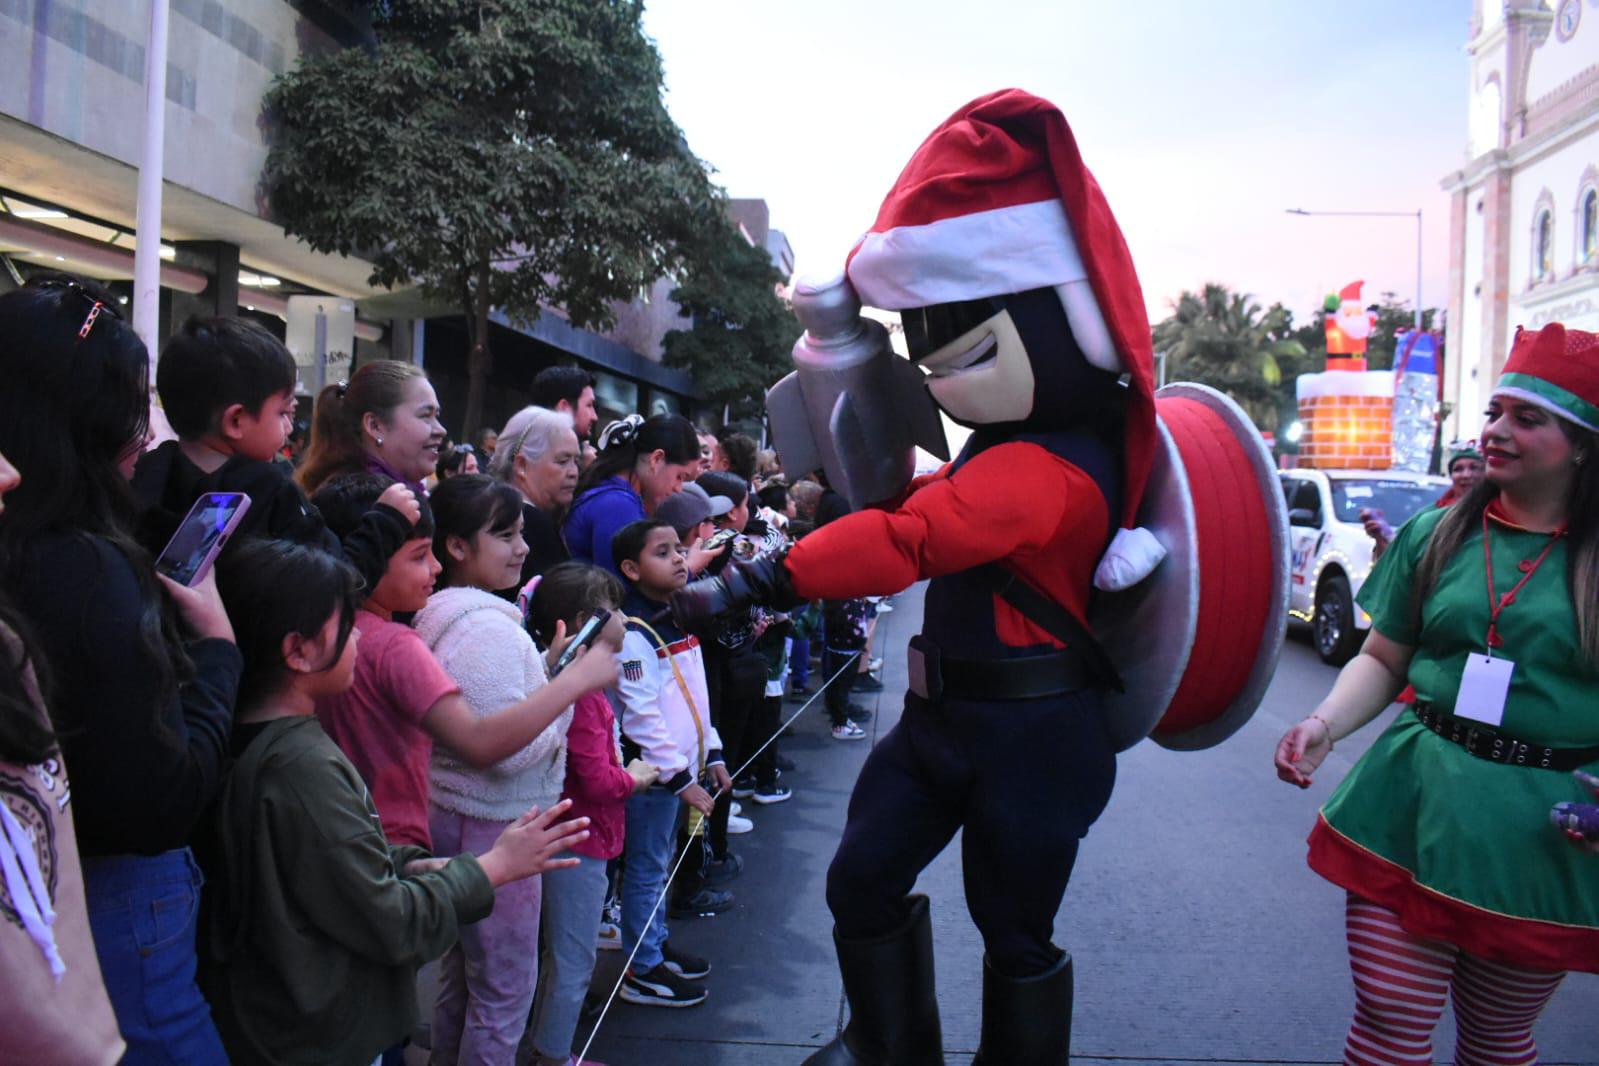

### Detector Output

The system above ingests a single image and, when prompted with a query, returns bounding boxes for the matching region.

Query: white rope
[574,650,864,1065]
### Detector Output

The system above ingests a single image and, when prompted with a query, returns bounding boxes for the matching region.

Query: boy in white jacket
[612,519,730,1008]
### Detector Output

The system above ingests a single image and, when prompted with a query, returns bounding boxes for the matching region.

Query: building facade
[1441,0,1599,440]
[0,0,718,437]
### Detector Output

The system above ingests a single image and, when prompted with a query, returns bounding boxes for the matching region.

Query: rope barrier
[573,649,865,1065]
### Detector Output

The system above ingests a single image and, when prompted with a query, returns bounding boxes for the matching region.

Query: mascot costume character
[673,89,1289,1065]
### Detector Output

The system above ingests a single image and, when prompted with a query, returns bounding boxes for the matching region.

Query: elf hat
[1495,323,1599,432]
[844,88,1156,532]
[1447,443,1483,471]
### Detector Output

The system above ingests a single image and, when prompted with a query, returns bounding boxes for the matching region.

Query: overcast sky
[642,0,1470,328]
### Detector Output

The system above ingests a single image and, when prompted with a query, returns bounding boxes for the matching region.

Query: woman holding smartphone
[0,278,241,1064]
[1275,323,1599,1064]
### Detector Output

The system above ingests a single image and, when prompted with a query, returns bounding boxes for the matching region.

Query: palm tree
[1152,283,1306,431]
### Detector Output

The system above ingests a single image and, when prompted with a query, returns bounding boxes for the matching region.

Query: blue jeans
[82,848,226,1065]
[789,635,811,687]
[620,788,681,972]
[528,854,610,1060]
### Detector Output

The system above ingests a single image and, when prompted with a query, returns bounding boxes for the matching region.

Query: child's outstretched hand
[678,783,714,818]
[376,482,422,527]
[626,758,659,794]
[478,799,590,886]
[565,643,619,694]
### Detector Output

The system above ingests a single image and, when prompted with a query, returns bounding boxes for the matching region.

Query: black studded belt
[1412,701,1599,772]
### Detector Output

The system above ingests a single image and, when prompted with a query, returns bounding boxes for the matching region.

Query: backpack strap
[977,563,1124,693]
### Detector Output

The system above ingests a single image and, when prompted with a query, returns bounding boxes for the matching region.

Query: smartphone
[155,493,252,586]
[701,528,738,552]
[550,608,611,677]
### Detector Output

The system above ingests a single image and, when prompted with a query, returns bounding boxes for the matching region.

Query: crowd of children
[0,279,887,1065]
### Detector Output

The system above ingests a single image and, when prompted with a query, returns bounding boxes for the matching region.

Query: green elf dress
[1307,501,1599,973]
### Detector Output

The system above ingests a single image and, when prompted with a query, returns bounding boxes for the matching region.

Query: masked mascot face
[900,284,1124,434]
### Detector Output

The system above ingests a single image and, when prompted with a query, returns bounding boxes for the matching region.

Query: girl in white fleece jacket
[414,475,613,1064]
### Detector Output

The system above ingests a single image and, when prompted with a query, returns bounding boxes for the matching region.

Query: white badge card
[1455,654,1514,728]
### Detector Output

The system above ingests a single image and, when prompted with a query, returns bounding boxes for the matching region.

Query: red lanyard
[1481,508,1563,653]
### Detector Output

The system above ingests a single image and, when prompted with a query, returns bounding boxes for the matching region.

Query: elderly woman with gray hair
[490,405,582,589]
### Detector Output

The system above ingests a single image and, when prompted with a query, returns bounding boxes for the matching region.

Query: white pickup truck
[1278,468,1449,665]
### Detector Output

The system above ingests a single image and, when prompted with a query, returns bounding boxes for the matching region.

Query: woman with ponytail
[561,413,701,576]
[297,361,446,498]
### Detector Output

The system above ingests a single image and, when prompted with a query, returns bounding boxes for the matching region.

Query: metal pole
[1414,209,1423,331]
[133,0,169,362]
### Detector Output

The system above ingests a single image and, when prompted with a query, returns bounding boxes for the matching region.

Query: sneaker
[668,886,733,919]
[853,674,885,693]
[727,813,754,834]
[832,721,867,741]
[867,656,884,672]
[730,800,743,816]
[846,703,874,723]
[874,601,894,613]
[662,943,711,980]
[703,851,743,884]
[595,919,622,951]
[619,963,708,1007]
[752,783,792,805]
[731,777,756,799]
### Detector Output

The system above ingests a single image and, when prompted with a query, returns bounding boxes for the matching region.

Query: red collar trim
[1483,497,1567,535]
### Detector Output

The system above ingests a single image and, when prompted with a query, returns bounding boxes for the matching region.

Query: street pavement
[563,581,1598,1065]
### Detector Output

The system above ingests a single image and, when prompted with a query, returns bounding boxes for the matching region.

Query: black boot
[971,951,1073,1065]
[802,895,943,1065]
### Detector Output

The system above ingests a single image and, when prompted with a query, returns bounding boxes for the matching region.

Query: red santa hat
[1495,323,1599,432]
[844,88,1157,531]
[1339,280,1364,302]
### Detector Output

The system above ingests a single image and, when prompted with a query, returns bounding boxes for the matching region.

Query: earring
[376,437,384,447]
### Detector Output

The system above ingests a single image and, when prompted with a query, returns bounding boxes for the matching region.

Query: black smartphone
[550,608,612,677]
[701,528,738,552]
[155,493,252,586]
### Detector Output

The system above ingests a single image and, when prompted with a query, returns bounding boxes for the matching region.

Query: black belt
[906,634,1090,703]
[1412,701,1599,772]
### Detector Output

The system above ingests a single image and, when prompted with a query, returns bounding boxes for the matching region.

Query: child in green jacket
[198,539,590,1065]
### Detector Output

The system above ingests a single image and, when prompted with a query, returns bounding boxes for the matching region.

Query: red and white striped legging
[1343,895,1566,1065]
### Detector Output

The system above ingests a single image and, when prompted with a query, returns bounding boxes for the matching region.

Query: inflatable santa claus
[673,89,1288,1064]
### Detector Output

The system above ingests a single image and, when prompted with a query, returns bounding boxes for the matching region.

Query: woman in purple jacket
[561,414,700,577]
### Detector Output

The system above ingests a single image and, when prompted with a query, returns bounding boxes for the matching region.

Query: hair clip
[597,414,644,452]
[335,380,349,398]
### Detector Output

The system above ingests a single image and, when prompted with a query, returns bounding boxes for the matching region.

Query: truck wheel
[1314,574,1360,666]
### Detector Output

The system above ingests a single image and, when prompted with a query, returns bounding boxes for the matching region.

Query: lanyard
[1481,508,1563,654]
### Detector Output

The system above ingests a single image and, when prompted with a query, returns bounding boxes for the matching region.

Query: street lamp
[1286,207,1423,330]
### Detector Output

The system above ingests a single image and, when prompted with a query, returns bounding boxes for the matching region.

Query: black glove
[671,552,803,633]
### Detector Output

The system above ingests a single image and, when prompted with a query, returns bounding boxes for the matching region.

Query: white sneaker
[832,722,867,741]
[874,601,894,613]
[727,813,754,834]
[731,801,743,816]
[596,920,622,951]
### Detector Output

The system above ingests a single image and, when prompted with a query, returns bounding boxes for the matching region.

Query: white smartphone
[155,492,252,586]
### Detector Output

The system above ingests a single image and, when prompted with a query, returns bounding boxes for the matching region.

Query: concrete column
[163,240,240,339]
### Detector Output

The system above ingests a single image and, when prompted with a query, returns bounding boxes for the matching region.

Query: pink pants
[429,807,542,1066]
[1342,894,1565,1066]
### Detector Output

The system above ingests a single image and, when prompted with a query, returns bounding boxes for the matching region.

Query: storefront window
[590,371,639,428]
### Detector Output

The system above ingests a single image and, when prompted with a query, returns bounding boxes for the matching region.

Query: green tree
[661,216,800,421]
[1152,283,1306,431]
[263,0,719,434]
